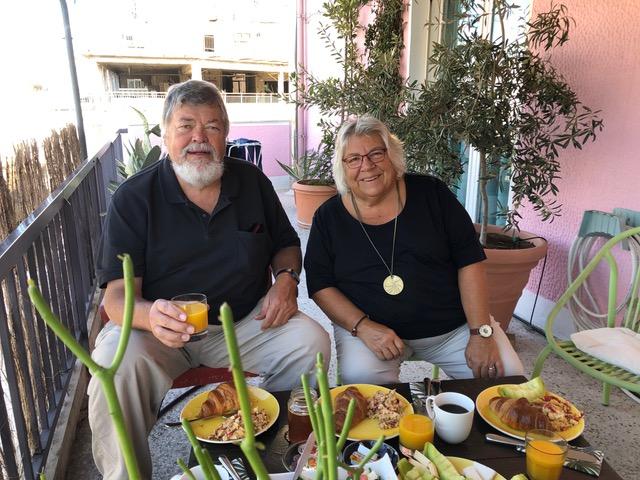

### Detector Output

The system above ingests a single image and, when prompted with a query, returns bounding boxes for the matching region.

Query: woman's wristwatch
[469,324,494,338]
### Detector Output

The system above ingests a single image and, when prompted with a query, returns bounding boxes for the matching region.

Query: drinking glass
[399,414,434,454]
[525,429,568,480]
[171,293,208,342]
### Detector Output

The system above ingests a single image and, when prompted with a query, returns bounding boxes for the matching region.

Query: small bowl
[282,441,320,472]
[341,440,399,469]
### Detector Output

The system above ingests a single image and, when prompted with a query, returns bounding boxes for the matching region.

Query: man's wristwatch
[469,324,494,338]
[274,268,300,285]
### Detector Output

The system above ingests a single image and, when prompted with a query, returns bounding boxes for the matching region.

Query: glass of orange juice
[525,429,568,480]
[399,414,434,454]
[171,293,208,342]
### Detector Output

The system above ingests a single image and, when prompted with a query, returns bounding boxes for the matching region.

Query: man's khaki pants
[88,301,330,480]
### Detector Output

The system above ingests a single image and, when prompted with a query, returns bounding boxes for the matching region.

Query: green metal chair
[532,226,640,405]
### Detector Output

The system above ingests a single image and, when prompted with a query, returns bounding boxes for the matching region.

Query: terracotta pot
[292,181,337,229]
[477,224,548,331]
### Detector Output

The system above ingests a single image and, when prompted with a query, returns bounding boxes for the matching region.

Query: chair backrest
[549,226,640,336]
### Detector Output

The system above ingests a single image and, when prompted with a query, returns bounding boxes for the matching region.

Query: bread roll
[198,383,239,418]
[334,386,368,431]
[489,396,552,431]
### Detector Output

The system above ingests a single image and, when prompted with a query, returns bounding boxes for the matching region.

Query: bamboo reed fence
[0,124,81,241]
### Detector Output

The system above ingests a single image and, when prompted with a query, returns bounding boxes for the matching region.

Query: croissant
[489,396,552,431]
[334,386,368,431]
[198,383,240,418]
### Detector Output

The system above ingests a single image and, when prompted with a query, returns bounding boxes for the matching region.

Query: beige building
[72,0,294,101]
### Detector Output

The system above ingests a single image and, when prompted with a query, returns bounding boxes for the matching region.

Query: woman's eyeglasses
[342,147,387,169]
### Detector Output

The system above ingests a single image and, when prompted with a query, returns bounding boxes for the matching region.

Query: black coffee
[439,403,468,414]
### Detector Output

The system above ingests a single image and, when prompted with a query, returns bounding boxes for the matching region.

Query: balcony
[0,133,638,480]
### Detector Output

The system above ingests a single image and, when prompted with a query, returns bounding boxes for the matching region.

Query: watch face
[479,324,493,338]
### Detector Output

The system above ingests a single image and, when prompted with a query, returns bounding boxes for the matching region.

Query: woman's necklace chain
[350,182,404,295]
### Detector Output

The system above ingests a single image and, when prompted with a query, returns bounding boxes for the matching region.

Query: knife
[293,432,316,480]
[485,433,604,477]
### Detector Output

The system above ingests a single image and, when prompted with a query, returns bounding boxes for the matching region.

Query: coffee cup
[425,391,475,444]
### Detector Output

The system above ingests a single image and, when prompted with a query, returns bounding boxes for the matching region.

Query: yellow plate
[180,386,280,444]
[448,457,507,480]
[329,384,413,441]
[476,385,585,441]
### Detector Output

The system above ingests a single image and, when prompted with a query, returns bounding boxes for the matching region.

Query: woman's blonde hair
[332,115,406,195]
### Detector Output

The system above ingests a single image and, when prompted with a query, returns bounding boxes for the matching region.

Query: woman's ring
[488,365,496,371]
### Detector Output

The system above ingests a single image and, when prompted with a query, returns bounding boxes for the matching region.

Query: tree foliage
[404,0,603,241]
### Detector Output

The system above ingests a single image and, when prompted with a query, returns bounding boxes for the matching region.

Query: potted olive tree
[284,0,410,228]
[404,0,603,329]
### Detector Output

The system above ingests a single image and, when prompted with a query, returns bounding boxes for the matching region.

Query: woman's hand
[357,318,405,360]
[465,336,503,378]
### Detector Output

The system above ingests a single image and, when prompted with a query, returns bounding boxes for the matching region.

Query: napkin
[468,462,497,480]
[357,444,397,480]
[571,327,640,375]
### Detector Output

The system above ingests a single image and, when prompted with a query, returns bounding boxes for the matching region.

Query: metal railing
[103,90,289,103]
[0,131,122,479]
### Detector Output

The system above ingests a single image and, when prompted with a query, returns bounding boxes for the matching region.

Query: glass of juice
[399,414,434,455]
[525,429,568,480]
[171,293,208,342]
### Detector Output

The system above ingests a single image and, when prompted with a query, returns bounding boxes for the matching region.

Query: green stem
[107,254,135,375]
[27,254,142,479]
[336,399,355,452]
[316,353,337,480]
[182,419,219,480]
[219,303,270,480]
[356,435,385,469]
[27,279,99,372]
[99,374,141,477]
[301,373,321,439]
[177,458,197,480]
[314,402,328,480]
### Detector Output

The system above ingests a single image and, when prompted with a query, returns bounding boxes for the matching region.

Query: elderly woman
[304,115,523,384]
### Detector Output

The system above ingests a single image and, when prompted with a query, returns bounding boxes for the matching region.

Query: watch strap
[274,268,300,285]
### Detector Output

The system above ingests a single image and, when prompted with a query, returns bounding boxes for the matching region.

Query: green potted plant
[110,107,162,193]
[277,148,337,229]
[284,0,410,228]
[403,0,603,329]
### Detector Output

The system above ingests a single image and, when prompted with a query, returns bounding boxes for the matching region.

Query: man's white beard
[172,146,224,188]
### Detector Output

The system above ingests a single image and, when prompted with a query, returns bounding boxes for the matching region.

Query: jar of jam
[287,387,317,443]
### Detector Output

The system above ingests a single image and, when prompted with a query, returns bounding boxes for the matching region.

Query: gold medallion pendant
[383,275,404,295]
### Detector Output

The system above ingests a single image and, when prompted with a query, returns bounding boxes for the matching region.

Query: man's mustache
[181,143,215,156]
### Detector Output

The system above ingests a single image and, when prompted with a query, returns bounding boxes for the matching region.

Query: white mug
[425,391,475,444]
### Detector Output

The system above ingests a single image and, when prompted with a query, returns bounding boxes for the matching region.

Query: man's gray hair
[162,79,229,136]
[332,115,406,195]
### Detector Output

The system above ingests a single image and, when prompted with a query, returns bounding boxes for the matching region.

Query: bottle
[287,387,317,443]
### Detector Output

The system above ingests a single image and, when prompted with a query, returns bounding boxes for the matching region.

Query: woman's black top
[304,174,486,339]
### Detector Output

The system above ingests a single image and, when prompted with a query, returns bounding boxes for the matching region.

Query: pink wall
[228,123,292,177]
[520,0,640,301]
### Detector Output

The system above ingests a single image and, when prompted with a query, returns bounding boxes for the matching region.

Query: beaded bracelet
[350,314,369,337]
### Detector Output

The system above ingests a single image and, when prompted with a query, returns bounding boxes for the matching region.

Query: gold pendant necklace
[350,182,404,296]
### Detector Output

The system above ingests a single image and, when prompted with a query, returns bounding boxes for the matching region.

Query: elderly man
[90,79,330,479]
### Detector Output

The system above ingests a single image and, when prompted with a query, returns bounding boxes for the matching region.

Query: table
[189,376,622,479]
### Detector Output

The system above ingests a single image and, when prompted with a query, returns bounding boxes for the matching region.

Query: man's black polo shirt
[97,156,300,322]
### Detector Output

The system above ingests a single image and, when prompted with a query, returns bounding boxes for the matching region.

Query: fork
[219,455,243,480]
